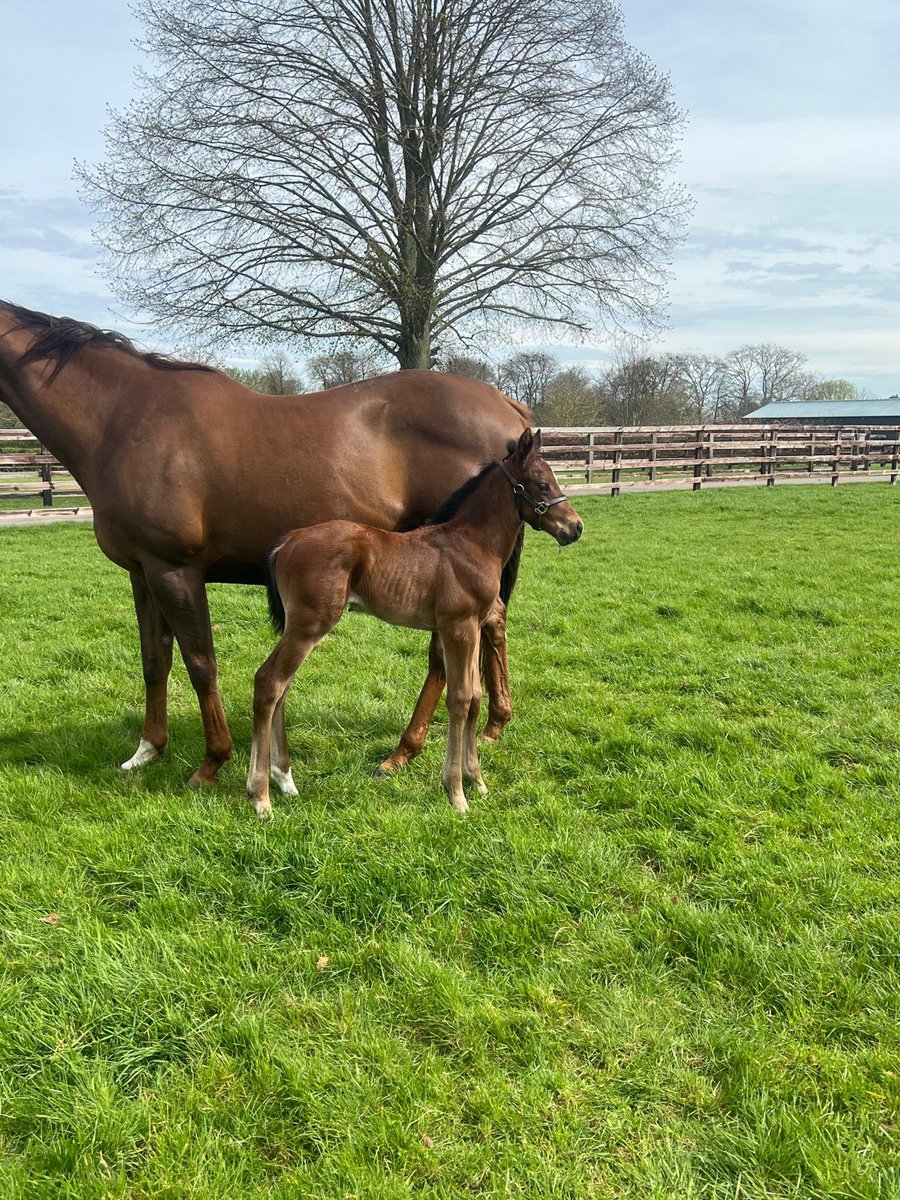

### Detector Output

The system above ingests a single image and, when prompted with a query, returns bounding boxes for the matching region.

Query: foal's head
[503,429,584,546]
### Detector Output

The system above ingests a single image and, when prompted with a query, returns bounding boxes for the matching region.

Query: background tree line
[0,340,879,430]
[219,340,878,425]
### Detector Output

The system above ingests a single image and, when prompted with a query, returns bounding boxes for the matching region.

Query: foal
[247,429,583,817]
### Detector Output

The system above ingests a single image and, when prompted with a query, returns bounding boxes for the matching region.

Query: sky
[1,0,898,393]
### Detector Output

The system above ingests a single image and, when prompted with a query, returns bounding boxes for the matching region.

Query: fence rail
[540,424,900,497]
[2,423,900,524]
[0,429,87,519]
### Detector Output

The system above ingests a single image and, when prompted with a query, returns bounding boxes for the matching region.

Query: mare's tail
[500,524,525,606]
[264,539,288,634]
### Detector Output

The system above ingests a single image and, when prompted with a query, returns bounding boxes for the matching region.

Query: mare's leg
[248,628,329,817]
[142,562,232,787]
[122,569,174,770]
[378,633,445,775]
[269,690,298,797]
[481,599,512,742]
[440,621,481,814]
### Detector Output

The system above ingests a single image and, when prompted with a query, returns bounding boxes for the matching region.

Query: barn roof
[744,399,900,420]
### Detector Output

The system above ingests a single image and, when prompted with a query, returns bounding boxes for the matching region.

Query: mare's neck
[0,319,120,474]
[444,464,524,566]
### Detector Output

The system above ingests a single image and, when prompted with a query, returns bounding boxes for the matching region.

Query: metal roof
[743,399,900,419]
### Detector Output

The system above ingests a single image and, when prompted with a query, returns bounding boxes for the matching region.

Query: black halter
[497,460,568,528]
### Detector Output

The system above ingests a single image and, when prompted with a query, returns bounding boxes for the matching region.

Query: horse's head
[503,428,583,546]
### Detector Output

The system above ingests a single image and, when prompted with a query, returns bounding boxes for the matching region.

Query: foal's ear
[532,428,543,454]
[516,428,534,459]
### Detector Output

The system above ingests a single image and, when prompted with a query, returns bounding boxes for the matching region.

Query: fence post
[692,427,703,491]
[40,444,53,507]
[586,432,595,485]
[649,431,658,484]
[706,429,715,479]
[767,428,776,486]
[891,429,900,485]
[809,430,815,477]
[832,430,841,486]
[611,430,623,498]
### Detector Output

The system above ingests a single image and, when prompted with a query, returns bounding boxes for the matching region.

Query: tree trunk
[396,319,431,370]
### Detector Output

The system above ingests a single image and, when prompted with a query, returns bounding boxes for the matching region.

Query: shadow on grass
[0,705,440,797]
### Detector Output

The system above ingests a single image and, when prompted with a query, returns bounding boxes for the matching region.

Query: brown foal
[248,429,583,817]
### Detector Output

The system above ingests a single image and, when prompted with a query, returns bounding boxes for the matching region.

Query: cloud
[0,189,98,262]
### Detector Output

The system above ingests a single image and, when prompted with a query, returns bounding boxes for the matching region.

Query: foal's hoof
[375,756,406,778]
[187,771,218,789]
[480,724,505,744]
[254,798,273,820]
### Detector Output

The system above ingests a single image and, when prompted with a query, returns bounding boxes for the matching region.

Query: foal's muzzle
[556,519,584,546]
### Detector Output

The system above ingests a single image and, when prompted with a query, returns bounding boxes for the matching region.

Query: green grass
[1,486,899,1199]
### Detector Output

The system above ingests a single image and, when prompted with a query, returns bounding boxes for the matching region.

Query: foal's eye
[538,482,551,493]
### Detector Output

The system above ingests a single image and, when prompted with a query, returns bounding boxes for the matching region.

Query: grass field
[1,486,899,1199]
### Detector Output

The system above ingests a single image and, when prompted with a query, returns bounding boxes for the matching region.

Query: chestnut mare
[250,429,583,817]
[0,302,530,786]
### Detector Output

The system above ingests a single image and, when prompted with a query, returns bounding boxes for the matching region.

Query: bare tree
[79,0,687,368]
[497,352,560,417]
[676,353,728,422]
[306,347,383,390]
[259,350,302,395]
[722,345,760,417]
[751,343,809,404]
[601,352,687,425]
[720,343,812,416]
[442,354,496,384]
[541,367,601,426]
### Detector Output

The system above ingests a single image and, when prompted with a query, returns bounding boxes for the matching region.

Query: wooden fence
[541,424,900,497]
[0,429,87,520]
[3,423,900,523]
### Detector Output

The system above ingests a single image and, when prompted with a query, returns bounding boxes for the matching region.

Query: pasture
[0,486,898,1198]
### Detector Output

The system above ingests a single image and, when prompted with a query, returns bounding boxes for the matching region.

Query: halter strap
[497,459,568,523]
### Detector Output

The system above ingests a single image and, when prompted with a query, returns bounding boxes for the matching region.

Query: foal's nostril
[576,521,584,538]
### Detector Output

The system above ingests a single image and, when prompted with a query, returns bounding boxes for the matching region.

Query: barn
[744,399,900,425]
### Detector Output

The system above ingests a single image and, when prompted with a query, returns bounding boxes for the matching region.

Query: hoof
[255,798,273,820]
[270,766,298,797]
[121,739,161,771]
[450,796,470,815]
[473,779,488,797]
[480,725,504,744]
[187,772,217,789]
[375,757,405,778]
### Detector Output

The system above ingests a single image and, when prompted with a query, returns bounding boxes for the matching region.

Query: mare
[0,302,530,786]
[249,429,583,817]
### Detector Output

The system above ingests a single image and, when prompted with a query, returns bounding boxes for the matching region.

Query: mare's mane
[426,461,499,526]
[0,301,215,382]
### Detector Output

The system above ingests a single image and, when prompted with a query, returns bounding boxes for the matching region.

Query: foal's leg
[121,569,174,770]
[462,636,488,797]
[248,629,328,817]
[377,633,445,775]
[143,562,232,787]
[440,622,481,814]
[480,599,512,743]
[269,690,298,796]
